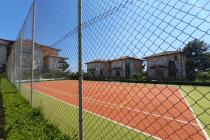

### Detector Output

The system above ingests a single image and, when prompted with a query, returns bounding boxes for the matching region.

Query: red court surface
[26,80,208,140]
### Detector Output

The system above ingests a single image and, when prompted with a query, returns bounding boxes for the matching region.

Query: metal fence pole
[31,2,36,105]
[19,30,23,93]
[78,0,83,139]
[14,45,16,84]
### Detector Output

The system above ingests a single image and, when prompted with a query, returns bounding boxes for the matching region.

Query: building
[39,44,68,72]
[0,38,68,77]
[20,40,43,71]
[110,56,144,78]
[86,59,111,77]
[43,56,68,72]
[21,40,68,72]
[144,51,186,81]
[86,56,144,79]
[0,39,13,72]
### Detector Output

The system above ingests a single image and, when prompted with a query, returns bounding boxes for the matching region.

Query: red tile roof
[143,51,183,59]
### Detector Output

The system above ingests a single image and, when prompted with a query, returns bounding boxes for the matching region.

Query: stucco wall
[0,45,7,65]
[40,47,59,56]
[22,47,43,69]
[34,48,44,69]
[111,59,142,78]
[87,59,143,78]
[111,60,124,77]
[48,57,59,70]
[87,62,110,77]
[146,53,186,80]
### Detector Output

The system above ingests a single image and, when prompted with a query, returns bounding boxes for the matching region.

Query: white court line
[31,87,162,140]
[178,88,210,140]
[84,96,200,126]
[33,84,200,126]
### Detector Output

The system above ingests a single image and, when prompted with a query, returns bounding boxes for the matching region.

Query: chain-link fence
[6,0,210,140]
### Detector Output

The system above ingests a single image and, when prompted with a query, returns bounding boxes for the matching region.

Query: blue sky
[0,0,33,40]
[32,0,210,72]
[0,0,209,72]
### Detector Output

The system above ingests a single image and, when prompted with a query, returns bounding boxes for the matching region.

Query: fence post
[19,30,23,93]
[78,0,83,139]
[14,45,16,84]
[31,2,36,105]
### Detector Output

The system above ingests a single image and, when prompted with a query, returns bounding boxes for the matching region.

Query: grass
[20,86,155,140]
[180,86,210,137]
[0,75,74,140]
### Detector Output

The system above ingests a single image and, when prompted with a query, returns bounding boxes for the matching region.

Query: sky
[0,0,209,72]
[0,0,33,40]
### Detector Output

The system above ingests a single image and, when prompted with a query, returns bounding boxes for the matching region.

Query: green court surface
[180,86,210,137]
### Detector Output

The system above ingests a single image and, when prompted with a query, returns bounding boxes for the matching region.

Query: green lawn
[20,85,156,140]
[0,76,72,140]
[180,86,210,137]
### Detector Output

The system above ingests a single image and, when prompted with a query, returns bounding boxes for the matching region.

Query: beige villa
[20,40,68,72]
[86,56,144,79]
[0,39,13,72]
[144,51,186,81]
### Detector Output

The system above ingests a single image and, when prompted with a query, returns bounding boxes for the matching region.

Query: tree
[183,39,209,81]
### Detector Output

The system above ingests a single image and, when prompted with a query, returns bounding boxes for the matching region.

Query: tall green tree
[183,39,209,81]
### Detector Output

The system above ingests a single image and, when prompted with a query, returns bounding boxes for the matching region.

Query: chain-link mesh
[6,0,210,140]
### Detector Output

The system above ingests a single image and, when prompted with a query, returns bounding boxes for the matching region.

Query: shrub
[195,71,210,82]
[132,72,144,81]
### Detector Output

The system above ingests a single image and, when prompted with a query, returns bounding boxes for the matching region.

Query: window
[100,69,104,76]
[125,62,131,79]
[116,71,120,77]
[174,55,177,61]
[91,71,95,75]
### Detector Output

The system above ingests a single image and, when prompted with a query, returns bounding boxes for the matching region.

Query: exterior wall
[22,41,59,57]
[39,46,63,72]
[87,59,143,79]
[48,57,59,70]
[146,53,186,80]
[40,47,59,57]
[22,47,43,69]
[21,46,44,79]
[0,45,7,71]
[58,63,65,71]
[111,60,124,77]
[22,47,32,69]
[21,41,59,71]
[57,58,68,71]
[111,59,142,78]
[131,59,143,75]
[87,62,110,77]
[34,47,44,69]
[147,68,168,80]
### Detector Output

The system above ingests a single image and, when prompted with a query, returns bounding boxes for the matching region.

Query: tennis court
[25,80,208,140]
